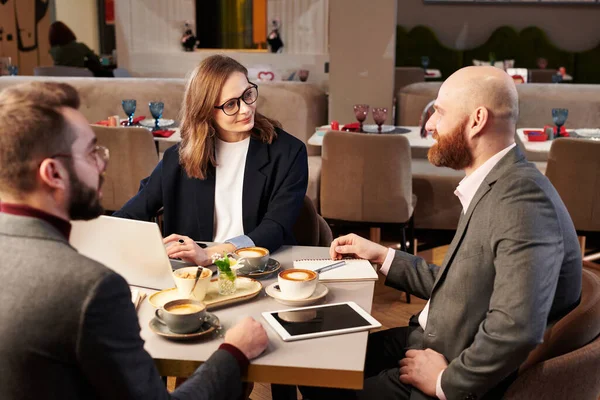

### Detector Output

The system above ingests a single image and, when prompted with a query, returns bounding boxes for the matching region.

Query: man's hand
[163,234,211,266]
[224,317,269,360]
[330,233,389,264]
[399,349,448,397]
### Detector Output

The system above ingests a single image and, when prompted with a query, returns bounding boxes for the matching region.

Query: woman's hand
[205,243,236,261]
[163,234,211,266]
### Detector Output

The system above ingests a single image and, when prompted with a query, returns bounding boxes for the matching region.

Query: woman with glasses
[114,55,308,265]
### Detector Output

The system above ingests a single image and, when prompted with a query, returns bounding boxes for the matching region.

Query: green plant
[214,253,236,281]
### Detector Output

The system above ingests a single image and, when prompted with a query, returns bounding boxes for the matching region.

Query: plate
[149,277,262,309]
[235,258,281,279]
[573,129,600,140]
[265,282,329,306]
[149,312,220,341]
[139,118,175,128]
[362,124,396,133]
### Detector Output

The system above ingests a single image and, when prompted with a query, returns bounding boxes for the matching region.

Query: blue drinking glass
[149,101,164,131]
[121,99,136,126]
[421,56,430,70]
[551,108,568,140]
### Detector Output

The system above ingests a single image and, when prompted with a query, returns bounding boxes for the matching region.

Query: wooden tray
[148,277,262,310]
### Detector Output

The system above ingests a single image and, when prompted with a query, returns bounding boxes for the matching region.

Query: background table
[136,245,376,390]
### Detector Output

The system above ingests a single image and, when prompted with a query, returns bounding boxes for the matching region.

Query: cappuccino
[165,303,205,315]
[234,247,270,271]
[280,269,317,282]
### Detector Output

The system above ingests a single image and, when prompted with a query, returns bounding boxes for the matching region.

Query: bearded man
[301,66,582,400]
[0,82,269,399]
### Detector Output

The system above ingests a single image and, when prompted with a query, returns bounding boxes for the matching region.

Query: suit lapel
[431,145,526,291]
[242,137,269,231]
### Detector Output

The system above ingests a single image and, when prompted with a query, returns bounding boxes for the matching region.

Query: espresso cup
[172,267,212,301]
[278,268,318,300]
[234,247,270,271]
[155,299,207,334]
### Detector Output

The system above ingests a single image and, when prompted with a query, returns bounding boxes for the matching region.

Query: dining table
[134,245,377,399]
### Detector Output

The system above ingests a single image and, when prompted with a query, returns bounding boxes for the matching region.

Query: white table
[309,126,436,159]
[425,69,442,79]
[136,245,376,390]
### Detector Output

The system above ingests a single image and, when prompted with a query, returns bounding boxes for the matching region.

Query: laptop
[69,216,177,290]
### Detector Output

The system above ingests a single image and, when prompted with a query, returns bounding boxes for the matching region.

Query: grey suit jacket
[0,213,242,400]
[386,146,582,400]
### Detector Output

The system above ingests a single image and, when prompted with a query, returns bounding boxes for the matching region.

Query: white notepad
[293,259,378,282]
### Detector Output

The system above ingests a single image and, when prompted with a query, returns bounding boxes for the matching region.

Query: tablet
[262,302,381,342]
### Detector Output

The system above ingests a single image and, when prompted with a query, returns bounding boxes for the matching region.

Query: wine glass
[551,108,568,140]
[149,101,164,131]
[298,69,309,82]
[421,56,430,71]
[372,107,388,133]
[121,99,136,126]
[353,104,369,132]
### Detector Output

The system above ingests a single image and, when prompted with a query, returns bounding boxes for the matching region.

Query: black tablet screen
[271,304,371,336]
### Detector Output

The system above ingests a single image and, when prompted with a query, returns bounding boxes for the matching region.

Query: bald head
[441,66,519,129]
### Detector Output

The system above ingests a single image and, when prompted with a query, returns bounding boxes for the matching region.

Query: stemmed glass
[372,107,388,133]
[149,101,164,131]
[121,99,136,126]
[551,108,568,140]
[421,56,430,71]
[353,104,369,132]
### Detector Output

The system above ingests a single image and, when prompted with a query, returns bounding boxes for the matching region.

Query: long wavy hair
[179,55,281,180]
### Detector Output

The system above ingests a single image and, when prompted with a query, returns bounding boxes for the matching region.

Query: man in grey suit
[0,81,269,399]
[301,67,582,400]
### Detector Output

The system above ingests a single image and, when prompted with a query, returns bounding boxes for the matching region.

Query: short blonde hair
[179,55,281,180]
[0,81,80,196]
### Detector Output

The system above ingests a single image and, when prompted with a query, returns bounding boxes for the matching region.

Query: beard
[65,162,104,220]
[427,123,474,170]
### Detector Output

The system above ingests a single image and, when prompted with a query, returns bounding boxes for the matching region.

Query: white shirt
[212,137,250,243]
[379,143,516,400]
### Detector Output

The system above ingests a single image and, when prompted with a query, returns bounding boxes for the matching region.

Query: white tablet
[262,301,381,342]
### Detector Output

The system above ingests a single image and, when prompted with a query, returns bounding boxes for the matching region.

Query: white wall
[115,0,330,87]
[55,0,100,53]
[397,0,600,52]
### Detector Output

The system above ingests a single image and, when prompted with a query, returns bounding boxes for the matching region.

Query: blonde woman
[114,55,308,265]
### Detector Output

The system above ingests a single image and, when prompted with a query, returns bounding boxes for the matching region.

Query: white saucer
[362,124,395,133]
[265,282,329,306]
[139,118,175,128]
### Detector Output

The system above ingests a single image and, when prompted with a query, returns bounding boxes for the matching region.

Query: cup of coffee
[155,299,207,333]
[234,247,270,271]
[278,268,318,300]
[173,267,212,301]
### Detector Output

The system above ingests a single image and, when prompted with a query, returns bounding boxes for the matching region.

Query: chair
[394,68,426,125]
[293,196,333,247]
[320,130,416,301]
[33,66,94,77]
[545,138,600,260]
[90,125,159,212]
[504,267,600,399]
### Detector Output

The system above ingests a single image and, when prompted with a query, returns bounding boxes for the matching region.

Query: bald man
[301,67,582,400]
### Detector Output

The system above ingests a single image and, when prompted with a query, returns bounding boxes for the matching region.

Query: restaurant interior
[0,0,599,398]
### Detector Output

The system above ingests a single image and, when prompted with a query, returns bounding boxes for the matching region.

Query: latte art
[237,249,267,258]
[280,269,317,281]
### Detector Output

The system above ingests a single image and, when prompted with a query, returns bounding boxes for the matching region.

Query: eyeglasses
[214,83,258,116]
[50,145,110,171]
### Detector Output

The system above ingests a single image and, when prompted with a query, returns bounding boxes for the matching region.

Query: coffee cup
[155,299,207,333]
[234,247,270,271]
[277,268,318,300]
[173,266,212,301]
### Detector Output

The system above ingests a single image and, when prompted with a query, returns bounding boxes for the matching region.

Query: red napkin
[93,120,110,126]
[120,116,146,126]
[425,71,436,77]
[152,129,175,138]
[341,122,360,132]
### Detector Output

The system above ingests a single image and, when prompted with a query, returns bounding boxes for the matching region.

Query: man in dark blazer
[0,81,269,399]
[302,67,582,400]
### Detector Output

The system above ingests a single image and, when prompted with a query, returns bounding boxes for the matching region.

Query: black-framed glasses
[214,83,258,116]
[50,145,110,171]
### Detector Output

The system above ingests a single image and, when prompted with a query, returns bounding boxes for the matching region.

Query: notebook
[293,259,378,282]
